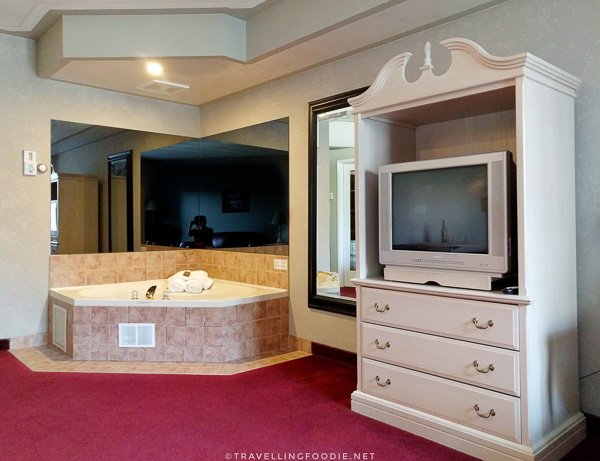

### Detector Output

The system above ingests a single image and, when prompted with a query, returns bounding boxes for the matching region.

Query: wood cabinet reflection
[51,172,98,254]
[108,151,133,252]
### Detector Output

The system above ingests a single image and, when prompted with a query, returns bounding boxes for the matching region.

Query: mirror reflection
[140,121,289,251]
[108,151,133,252]
[315,109,356,299]
[308,89,365,316]
[50,118,289,255]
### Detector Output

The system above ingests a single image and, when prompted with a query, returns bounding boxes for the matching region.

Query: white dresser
[355,280,524,442]
[349,38,585,460]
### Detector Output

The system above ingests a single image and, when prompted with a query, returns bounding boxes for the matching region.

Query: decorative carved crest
[419,41,433,72]
[349,38,579,115]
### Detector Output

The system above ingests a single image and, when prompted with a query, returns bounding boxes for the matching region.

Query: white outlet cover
[274,259,288,270]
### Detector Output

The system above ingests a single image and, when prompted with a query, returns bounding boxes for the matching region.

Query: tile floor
[10,345,309,375]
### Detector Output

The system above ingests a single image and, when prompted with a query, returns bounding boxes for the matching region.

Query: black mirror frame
[108,151,134,252]
[307,87,367,317]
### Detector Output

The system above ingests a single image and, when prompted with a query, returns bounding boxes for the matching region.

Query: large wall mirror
[140,123,289,251]
[308,88,366,316]
[51,118,289,255]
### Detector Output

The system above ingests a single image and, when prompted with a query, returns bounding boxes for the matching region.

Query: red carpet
[0,351,477,461]
[340,287,356,298]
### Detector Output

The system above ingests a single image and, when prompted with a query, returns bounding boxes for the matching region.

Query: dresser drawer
[361,287,519,349]
[362,323,520,396]
[361,358,521,443]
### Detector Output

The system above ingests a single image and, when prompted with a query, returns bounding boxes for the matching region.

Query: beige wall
[0,33,201,340]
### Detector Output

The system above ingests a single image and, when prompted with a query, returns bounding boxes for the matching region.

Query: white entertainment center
[349,38,584,460]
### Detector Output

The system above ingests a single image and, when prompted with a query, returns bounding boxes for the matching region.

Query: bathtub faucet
[146,285,157,299]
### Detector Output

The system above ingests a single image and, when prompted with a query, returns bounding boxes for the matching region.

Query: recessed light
[153,79,190,90]
[146,62,163,76]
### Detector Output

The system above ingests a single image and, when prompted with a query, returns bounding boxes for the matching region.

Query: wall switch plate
[23,150,37,176]
[274,259,288,270]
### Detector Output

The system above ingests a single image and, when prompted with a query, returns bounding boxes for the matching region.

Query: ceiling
[1,0,507,106]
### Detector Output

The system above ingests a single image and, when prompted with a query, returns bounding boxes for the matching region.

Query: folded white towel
[168,270,209,282]
[185,275,215,293]
[167,278,186,293]
[185,279,205,293]
[202,277,214,290]
[167,270,214,293]
[190,270,209,281]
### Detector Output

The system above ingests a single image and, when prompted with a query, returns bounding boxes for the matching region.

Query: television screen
[391,164,489,254]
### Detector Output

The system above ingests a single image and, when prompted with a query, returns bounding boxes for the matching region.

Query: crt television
[379,151,515,289]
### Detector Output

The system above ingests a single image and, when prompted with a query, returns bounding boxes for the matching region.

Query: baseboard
[7,333,47,350]
[584,413,600,434]
[0,338,9,350]
[533,413,587,461]
[310,342,357,366]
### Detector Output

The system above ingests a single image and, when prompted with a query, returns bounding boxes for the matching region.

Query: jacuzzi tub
[50,279,287,307]
[47,279,289,363]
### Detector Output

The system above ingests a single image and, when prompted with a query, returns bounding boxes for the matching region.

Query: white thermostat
[23,150,37,176]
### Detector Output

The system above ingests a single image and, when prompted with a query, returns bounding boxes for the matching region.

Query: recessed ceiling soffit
[27,0,509,106]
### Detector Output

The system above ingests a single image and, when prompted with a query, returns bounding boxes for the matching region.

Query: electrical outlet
[273,259,288,270]
[0,338,10,351]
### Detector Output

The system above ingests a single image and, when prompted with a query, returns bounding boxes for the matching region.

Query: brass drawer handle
[375,375,391,387]
[374,302,390,313]
[472,317,494,329]
[473,360,495,373]
[473,404,496,418]
[374,339,390,350]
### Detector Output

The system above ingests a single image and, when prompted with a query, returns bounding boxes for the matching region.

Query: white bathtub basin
[50,279,287,307]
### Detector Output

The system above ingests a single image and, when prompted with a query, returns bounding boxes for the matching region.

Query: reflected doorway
[337,160,356,289]
[308,88,366,316]
[315,109,356,301]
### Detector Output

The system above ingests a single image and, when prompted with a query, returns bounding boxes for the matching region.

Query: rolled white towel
[167,269,213,293]
[168,270,208,281]
[201,276,214,290]
[185,274,214,293]
[185,279,205,293]
[168,270,191,282]
[167,277,186,293]
[187,270,208,280]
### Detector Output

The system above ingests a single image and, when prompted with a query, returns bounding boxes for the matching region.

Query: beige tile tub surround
[8,333,47,350]
[10,250,288,352]
[46,249,291,363]
[11,345,310,375]
[49,249,288,289]
[47,295,290,362]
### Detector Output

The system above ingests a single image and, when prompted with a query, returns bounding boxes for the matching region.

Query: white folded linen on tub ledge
[167,277,187,293]
[167,270,214,293]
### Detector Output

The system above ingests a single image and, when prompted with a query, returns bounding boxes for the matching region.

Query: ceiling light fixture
[146,62,163,76]
[153,79,190,90]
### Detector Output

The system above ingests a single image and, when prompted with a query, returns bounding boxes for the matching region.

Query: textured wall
[0,33,201,340]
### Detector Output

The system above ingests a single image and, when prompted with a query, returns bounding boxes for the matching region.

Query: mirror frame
[307,87,367,316]
[108,151,133,252]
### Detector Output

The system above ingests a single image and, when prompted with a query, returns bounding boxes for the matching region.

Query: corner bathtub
[48,279,289,363]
